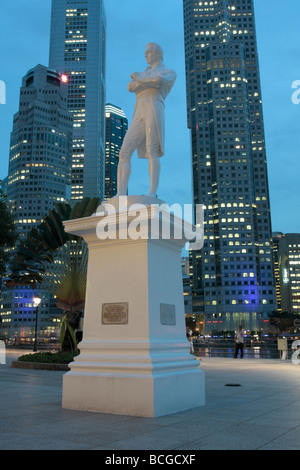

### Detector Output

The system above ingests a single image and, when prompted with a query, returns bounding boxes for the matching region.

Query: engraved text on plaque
[102,303,129,325]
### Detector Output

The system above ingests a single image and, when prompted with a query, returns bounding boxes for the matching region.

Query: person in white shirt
[186,326,194,354]
[234,325,244,358]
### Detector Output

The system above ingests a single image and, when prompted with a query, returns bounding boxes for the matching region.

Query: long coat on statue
[126,62,176,159]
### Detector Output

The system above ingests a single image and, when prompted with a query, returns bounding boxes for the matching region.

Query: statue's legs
[147,155,161,198]
[115,104,162,198]
[117,159,131,196]
[116,118,145,196]
[144,108,162,198]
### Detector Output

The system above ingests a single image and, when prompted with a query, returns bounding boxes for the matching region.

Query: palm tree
[7,197,100,351]
[41,239,88,351]
[0,190,18,279]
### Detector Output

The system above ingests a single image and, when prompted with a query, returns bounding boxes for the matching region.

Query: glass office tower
[2,64,73,343]
[49,0,106,201]
[7,65,73,239]
[183,0,276,333]
[273,233,300,315]
[104,104,128,200]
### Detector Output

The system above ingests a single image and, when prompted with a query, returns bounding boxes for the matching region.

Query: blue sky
[0,0,299,233]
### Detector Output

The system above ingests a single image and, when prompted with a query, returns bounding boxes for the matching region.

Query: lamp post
[33,295,41,352]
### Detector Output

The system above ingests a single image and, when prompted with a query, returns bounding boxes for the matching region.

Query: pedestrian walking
[234,325,244,358]
[186,326,194,354]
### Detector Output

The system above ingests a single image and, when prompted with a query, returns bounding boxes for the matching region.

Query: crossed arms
[128,68,176,95]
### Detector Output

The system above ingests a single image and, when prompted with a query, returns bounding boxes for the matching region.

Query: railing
[193,339,290,359]
[4,339,60,351]
[2,337,295,359]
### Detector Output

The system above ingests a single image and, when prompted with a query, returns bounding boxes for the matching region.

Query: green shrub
[18,351,79,364]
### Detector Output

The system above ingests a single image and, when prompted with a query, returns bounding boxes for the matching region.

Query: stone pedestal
[62,197,205,417]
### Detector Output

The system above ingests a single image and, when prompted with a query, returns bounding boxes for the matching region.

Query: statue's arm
[127,79,147,92]
[127,70,177,93]
[128,75,161,93]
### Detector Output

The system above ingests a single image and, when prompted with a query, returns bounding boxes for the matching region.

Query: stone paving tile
[95,427,195,451]
[0,431,94,451]
[2,355,300,450]
[17,414,165,449]
[244,406,300,428]
[178,423,293,450]
[259,427,300,450]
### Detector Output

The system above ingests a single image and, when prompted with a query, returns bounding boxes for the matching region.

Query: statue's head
[145,43,164,66]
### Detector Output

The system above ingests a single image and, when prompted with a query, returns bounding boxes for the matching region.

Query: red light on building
[61,74,68,84]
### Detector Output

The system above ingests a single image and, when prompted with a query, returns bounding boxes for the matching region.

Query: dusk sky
[0,0,299,234]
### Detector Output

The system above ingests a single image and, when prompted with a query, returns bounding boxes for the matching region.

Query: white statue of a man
[115,43,176,198]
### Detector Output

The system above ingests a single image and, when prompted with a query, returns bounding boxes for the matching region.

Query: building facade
[105,104,128,200]
[49,0,106,201]
[7,65,73,239]
[1,64,73,343]
[183,0,275,333]
[0,177,8,200]
[273,233,300,314]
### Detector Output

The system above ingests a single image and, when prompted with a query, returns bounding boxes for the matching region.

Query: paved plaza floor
[1,349,300,450]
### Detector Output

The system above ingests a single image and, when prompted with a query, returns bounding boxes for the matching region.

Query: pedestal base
[62,343,204,417]
[62,201,205,417]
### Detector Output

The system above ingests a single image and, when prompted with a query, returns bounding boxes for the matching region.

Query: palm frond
[69,197,100,220]
[40,239,88,311]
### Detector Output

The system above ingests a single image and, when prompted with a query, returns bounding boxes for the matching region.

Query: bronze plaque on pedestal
[102,303,129,325]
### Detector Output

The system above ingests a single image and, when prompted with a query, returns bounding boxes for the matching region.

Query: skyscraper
[49,0,106,201]
[7,65,73,239]
[273,232,300,314]
[272,232,283,312]
[0,177,8,200]
[2,64,73,343]
[105,104,128,200]
[183,0,275,333]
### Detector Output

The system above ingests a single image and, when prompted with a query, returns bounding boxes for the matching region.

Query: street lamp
[33,295,41,352]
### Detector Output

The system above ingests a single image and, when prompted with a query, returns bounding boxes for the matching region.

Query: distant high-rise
[7,65,73,239]
[105,104,128,200]
[0,177,8,200]
[2,64,73,342]
[183,0,276,333]
[273,233,300,314]
[49,0,106,201]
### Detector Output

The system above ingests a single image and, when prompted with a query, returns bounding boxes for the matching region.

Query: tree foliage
[0,193,17,278]
[268,311,300,334]
[8,197,100,287]
[7,197,100,351]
